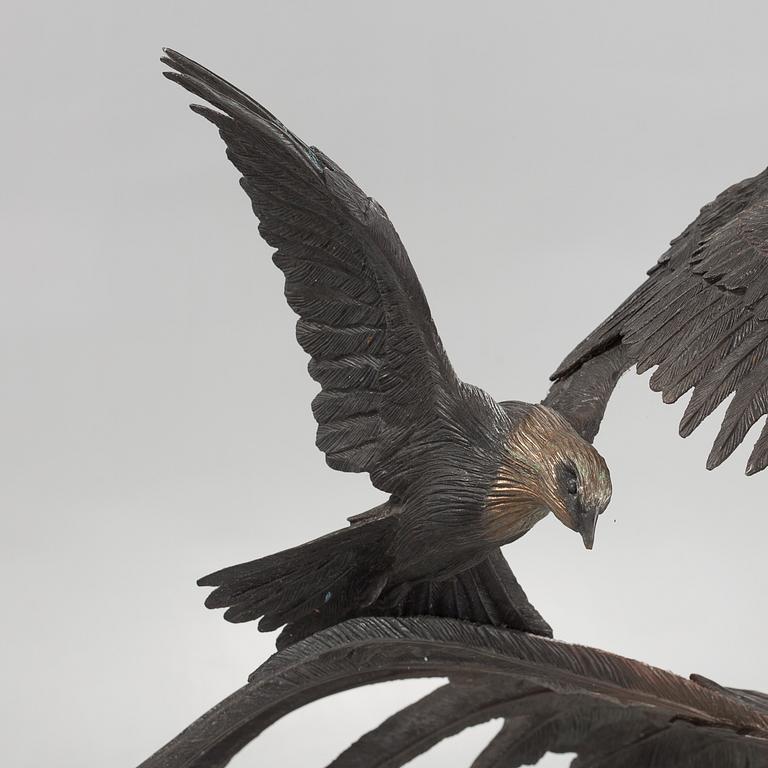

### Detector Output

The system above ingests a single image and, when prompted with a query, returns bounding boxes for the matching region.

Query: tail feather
[273,549,551,650]
[258,563,359,631]
[198,515,397,639]
[199,508,551,649]
[367,548,552,638]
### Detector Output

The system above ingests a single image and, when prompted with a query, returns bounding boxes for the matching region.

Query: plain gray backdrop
[4,2,767,766]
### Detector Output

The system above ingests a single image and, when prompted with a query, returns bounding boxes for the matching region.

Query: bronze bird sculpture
[162,49,768,648]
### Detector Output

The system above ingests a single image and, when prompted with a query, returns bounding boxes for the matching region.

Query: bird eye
[567,477,578,495]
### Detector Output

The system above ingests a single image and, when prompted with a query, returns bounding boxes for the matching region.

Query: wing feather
[652,300,745,400]
[634,289,720,375]
[680,329,768,438]
[707,360,768,468]
[162,49,503,496]
[746,419,768,474]
[138,617,768,768]
[546,167,768,472]
[648,295,733,392]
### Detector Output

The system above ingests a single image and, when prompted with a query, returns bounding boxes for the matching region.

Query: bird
[161,49,768,649]
[546,167,768,475]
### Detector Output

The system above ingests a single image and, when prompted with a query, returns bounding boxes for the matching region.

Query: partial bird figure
[162,49,768,648]
[546,165,768,475]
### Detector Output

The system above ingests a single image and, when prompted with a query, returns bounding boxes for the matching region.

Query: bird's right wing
[543,344,629,443]
[162,50,505,497]
[545,166,768,473]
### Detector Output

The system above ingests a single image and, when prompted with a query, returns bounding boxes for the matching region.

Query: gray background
[4,2,767,766]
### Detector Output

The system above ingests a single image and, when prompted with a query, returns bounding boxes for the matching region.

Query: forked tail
[198,514,397,649]
[199,507,551,649]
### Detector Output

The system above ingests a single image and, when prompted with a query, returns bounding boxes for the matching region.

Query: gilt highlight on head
[496,405,612,550]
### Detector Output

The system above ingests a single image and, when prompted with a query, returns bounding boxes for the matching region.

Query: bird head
[498,404,612,549]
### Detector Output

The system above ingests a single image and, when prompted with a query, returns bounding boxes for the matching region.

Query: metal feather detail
[138,617,768,768]
[548,168,768,472]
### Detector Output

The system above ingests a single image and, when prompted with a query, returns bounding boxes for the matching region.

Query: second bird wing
[546,166,768,474]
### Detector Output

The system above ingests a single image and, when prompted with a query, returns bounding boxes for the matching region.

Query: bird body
[199,397,608,647]
[162,48,768,648]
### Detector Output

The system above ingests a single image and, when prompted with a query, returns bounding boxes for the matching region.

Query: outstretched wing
[162,50,491,496]
[139,617,768,768]
[546,166,768,473]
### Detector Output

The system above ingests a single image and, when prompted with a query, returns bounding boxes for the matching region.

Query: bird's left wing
[162,50,503,498]
[545,166,768,473]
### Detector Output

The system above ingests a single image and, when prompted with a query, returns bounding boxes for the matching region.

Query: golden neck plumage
[484,404,611,546]
[483,405,571,545]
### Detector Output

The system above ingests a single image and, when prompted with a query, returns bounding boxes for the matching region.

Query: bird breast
[483,493,550,546]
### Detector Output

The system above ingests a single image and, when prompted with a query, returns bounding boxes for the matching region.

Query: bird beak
[579,510,598,550]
